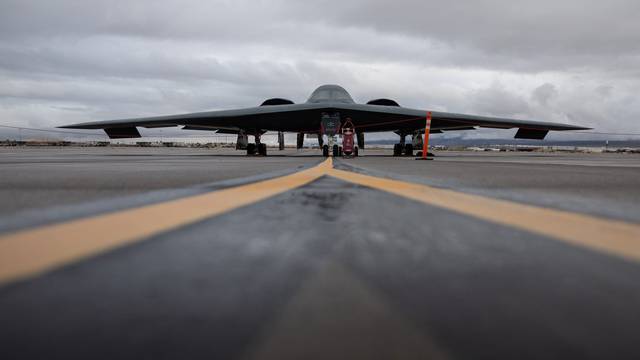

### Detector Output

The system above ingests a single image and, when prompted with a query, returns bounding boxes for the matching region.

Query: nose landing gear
[318,113,359,158]
[320,112,341,158]
[332,144,342,157]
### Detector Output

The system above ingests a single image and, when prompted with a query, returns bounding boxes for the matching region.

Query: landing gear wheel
[393,144,402,156]
[246,143,257,155]
[354,146,359,157]
[322,145,329,157]
[338,146,343,157]
[404,144,413,157]
[257,143,267,156]
[332,144,339,157]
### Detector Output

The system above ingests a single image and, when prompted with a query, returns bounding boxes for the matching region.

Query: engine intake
[367,98,400,107]
[260,98,294,106]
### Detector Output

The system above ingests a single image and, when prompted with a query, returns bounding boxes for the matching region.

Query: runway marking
[247,260,448,360]
[0,159,332,285]
[327,167,640,262]
[2,155,639,286]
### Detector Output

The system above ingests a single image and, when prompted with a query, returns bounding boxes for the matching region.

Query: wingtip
[57,122,86,129]
[57,122,98,130]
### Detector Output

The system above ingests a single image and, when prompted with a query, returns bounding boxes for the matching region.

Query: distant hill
[368,138,640,148]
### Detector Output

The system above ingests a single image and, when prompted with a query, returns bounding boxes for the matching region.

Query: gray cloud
[1,0,639,139]
[294,0,640,67]
[532,83,558,106]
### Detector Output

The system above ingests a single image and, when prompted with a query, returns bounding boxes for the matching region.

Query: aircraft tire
[338,146,343,156]
[333,145,339,157]
[354,147,359,157]
[393,144,402,156]
[246,143,257,155]
[258,143,267,156]
[323,145,329,157]
[404,144,413,157]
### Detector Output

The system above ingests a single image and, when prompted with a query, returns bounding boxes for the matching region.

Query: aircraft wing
[333,104,590,139]
[61,103,589,140]
[60,103,327,138]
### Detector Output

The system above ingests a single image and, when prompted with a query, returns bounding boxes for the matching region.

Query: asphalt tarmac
[1,146,639,359]
[0,147,317,215]
[335,150,640,223]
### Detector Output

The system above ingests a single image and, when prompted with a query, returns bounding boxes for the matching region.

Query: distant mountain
[368,138,640,148]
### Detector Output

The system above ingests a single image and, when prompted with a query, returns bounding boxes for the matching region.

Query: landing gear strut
[278,131,284,151]
[236,131,248,150]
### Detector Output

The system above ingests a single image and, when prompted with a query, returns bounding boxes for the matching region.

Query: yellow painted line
[0,158,332,285]
[2,154,639,286]
[327,167,640,262]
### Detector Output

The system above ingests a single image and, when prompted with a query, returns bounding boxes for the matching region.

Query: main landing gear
[393,143,414,157]
[246,143,267,156]
[246,132,267,156]
[392,131,417,157]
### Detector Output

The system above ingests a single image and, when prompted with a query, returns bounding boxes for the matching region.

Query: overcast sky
[1,0,639,140]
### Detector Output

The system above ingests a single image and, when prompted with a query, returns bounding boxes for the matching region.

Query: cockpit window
[307,85,355,104]
[311,89,332,101]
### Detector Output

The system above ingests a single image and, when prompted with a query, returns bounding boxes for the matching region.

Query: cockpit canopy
[307,85,355,104]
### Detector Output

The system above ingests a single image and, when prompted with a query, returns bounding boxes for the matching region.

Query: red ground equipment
[341,119,358,157]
